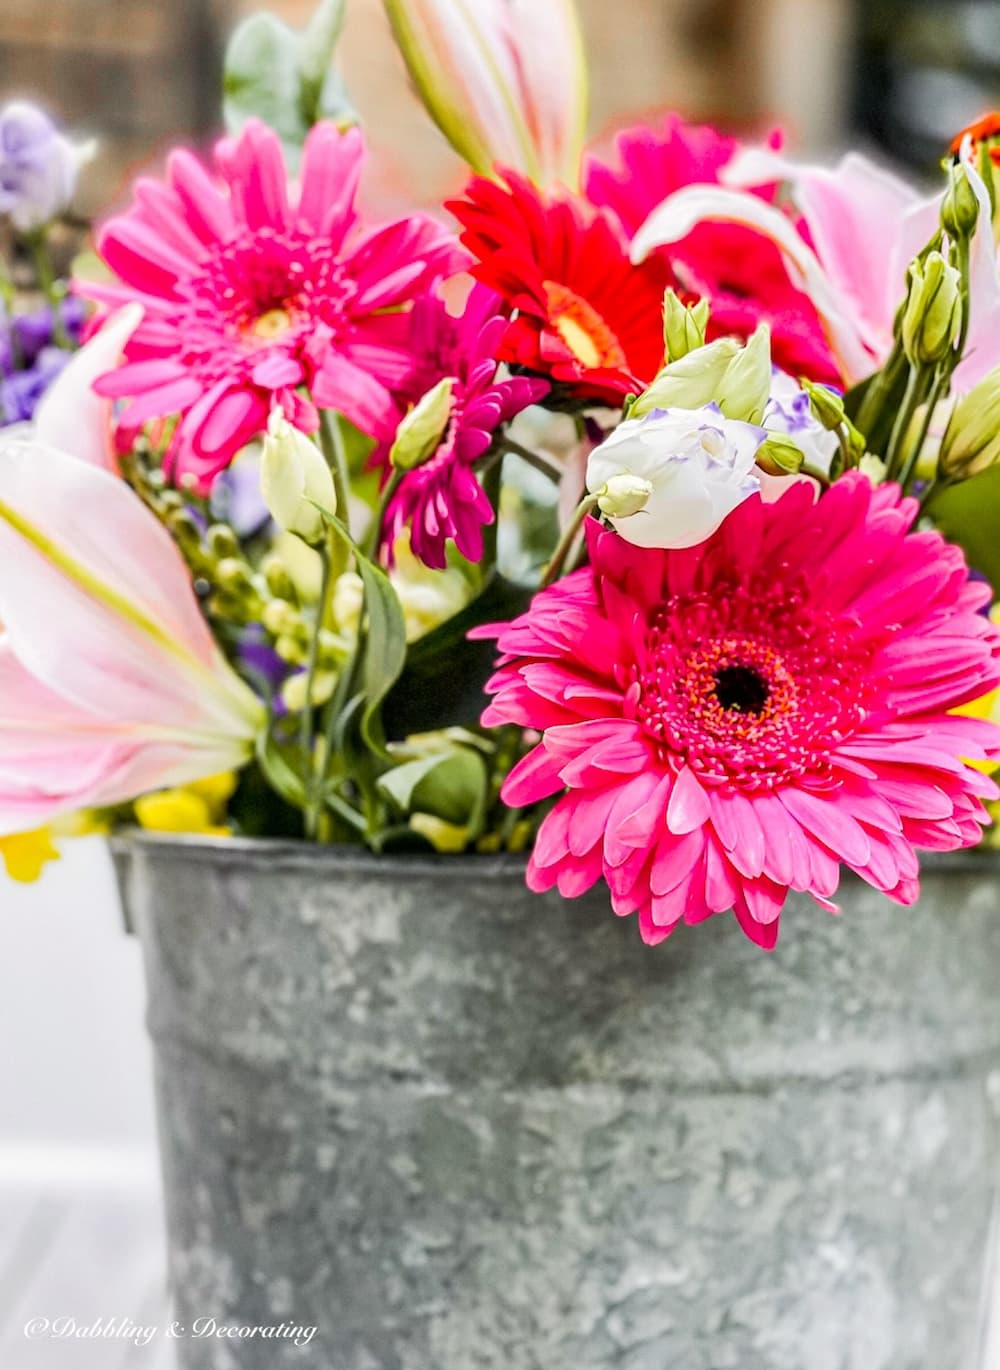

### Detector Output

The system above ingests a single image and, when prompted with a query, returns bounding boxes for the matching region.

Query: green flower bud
[207,523,239,560]
[901,251,962,366]
[716,324,772,423]
[215,557,256,595]
[663,289,709,360]
[261,598,300,637]
[630,338,742,418]
[801,380,846,431]
[858,453,888,485]
[261,553,298,603]
[942,164,980,239]
[391,377,455,471]
[281,668,337,714]
[754,433,805,476]
[939,367,1000,479]
[260,409,337,544]
[595,472,653,518]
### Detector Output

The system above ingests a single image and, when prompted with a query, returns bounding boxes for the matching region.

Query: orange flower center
[543,280,627,371]
[950,112,1000,155]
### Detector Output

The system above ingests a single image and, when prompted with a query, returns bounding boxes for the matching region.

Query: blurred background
[2,0,1000,1365]
[1,0,999,225]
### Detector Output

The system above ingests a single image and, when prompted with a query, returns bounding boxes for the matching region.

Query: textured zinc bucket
[113,833,1000,1370]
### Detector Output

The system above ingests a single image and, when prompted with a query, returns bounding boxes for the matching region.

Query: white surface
[0,839,174,1369]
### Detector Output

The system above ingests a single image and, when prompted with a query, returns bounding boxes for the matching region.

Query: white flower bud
[260,409,336,544]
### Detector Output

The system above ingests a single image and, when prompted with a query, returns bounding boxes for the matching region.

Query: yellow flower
[1,827,60,883]
[133,772,237,836]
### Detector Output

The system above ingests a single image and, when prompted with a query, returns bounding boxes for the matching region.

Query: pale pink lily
[0,435,264,834]
[383,0,588,187]
[28,302,143,470]
[631,147,938,385]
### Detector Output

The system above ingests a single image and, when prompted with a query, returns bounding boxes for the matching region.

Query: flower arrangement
[3,0,1000,950]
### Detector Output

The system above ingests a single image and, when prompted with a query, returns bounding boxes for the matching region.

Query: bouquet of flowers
[3,0,1000,951]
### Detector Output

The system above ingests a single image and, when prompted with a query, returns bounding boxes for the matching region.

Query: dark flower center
[713,664,770,715]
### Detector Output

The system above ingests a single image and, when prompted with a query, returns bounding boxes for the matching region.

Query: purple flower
[0,101,93,232]
[0,345,71,424]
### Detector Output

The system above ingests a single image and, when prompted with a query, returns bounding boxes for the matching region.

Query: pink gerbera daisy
[476,476,1000,949]
[381,285,549,570]
[79,119,464,488]
[583,115,841,385]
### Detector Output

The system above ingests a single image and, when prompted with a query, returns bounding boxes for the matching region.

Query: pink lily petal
[31,304,143,472]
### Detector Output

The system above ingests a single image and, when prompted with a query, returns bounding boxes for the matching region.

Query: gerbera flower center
[250,307,294,341]
[542,280,628,371]
[714,663,769,714]
[629,579,877,789]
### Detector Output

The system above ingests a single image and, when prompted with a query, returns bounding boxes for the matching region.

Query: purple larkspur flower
[0,101,92,232]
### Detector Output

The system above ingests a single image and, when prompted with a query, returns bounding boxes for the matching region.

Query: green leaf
[924,469,1000,592]
[377,747,488,830]
[223,0,353,170]
[255,727,308,809]
[319,511,408,760]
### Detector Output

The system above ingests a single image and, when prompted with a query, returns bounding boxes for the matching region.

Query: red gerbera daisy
[446,170,671,406]
[476,477,1000,949]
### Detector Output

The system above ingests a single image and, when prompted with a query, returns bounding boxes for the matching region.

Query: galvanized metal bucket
[113,833,1000,1370]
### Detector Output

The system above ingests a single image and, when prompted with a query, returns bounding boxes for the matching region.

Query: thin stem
[897,369,948,494]
[366,467,404,561]
[852,342,906,450]
[28,232,69,347]
[884,367,930,482]
[500,437,563,482]
[541,493,599,588]
[800,461,832,490]
[319,410,352,549]
[299,547,333,839]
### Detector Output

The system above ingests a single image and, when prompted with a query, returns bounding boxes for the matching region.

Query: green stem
[884,367,930,483]
[28,232,69,347]
[852,342,907,450]
[897,369,948,494]
[366,467,404,561]
[542,493,599,588]
[318,409,352,578]
[800,461,832,490]
[500,437,563,482]
[299,547,333,839]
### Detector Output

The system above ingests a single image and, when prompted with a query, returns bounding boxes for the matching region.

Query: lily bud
[595,472,654,518]
[260,408,336,544]
[939,367,1000,479]
[901,251,962,367]
[663,289,709,360]
[383,0,588,187]
[390,377,455,471]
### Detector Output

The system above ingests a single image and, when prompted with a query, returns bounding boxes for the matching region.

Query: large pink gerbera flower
[381,285,549,569]
[583,115,841,385]
[79,120,464,488]
[476,476,1000,949]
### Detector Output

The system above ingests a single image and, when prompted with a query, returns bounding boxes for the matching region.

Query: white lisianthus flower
[586,405,764,549]
[763,370,840,475]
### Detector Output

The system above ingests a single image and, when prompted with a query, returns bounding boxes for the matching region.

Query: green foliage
[378,746,489,832]
[223,0,354,169]
[924,469,1000,593]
